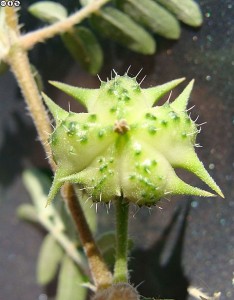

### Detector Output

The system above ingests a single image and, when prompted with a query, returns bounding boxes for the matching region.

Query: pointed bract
[175,150,224,198]
[170,176,215,198]
[171,79,194,111]
[46,170,64,207]
[142,77,185,107]
[42,92,68,123]
[49,81,99,112]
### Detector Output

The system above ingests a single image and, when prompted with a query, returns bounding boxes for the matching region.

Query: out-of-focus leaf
[75,188,97,234]
[54,198,80,245]
[80,0,93,6]
[0,61,8,75]
[96,231,134,269]
[23,169,52,212]
[37,234,64,285]
[96,231,116,269]
[23,169,55,217]
[97,231,134,253]
[56,255,87,300]
[155,0,203,27]
[61,26,103,74]
[117,0,180,39]
[30,64,44,91]
[91,7,156,54]
[28,1,68,23]
[102,246,115,270]
[17,204,38,223]
[23,169,65,230]
[96,231,115,253]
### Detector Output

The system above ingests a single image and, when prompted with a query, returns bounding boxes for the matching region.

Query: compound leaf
[91,7,156,54]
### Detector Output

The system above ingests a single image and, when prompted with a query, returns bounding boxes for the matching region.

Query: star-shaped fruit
[43,74,223,206]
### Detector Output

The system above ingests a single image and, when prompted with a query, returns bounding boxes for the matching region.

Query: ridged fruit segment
[43,74,223,206]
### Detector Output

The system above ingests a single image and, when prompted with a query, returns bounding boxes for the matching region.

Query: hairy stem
[63,183,113,289]
[19,0,109,50]
[6,6,111,289]
[4,6,20,33]
[113,197,129,283]
[8,44,56,170]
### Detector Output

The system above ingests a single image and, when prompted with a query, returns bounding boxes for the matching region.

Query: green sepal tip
[42,92,69,123]
[49,80,99,112]
[143,77,185,107]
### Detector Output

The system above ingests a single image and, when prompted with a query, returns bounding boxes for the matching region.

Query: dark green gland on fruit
[42,74,224,206]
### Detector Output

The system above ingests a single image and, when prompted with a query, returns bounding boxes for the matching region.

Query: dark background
[0,0,233,299]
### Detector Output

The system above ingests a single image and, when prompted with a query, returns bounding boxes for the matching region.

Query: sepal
[49,81,99,112]
[46,169,65,206]
[171,79,194,111]
[42,92,68,123]
[173,150,224,198]
[142,77,185,107]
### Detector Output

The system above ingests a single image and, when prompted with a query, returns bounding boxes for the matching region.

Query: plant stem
[113,197,129,283]
[7,44,56,170]
[19,0,109,50]
[4,6,20,33]
[5,6,112,289]
[63,183,113,289]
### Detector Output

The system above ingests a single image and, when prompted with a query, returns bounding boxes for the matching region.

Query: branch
[19,0,109,50]
[8,44,56,170]
[63,184,113,289]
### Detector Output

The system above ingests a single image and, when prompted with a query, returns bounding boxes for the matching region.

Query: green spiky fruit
[43,74,223,206]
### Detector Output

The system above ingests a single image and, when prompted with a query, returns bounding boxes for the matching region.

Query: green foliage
[116,0,181,39]
[28,1,68,23]
[19,169,94,299]
[155,0,203,27]
[22,168,97,237]
[56,255,87,300]
[17,203,38,223]
[61,26,103,74]
[96,231,134,270]
[75,187,98,234]
[28,0,203,74]
[90,6,156,54]
[96,231,116,268]
[23,168,58,217]
[37,234,64,285]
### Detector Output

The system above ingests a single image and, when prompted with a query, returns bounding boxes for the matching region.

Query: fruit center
[113,119,130,135]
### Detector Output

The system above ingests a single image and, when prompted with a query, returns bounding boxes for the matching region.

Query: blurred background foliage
[25,0,203,74]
